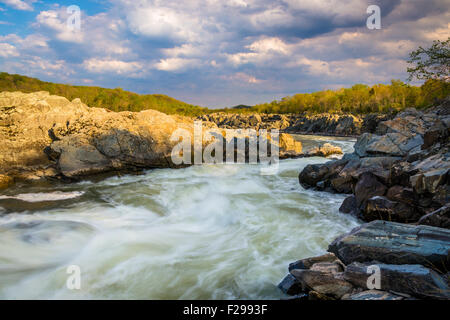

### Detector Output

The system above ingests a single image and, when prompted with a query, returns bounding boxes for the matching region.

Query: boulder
[343,262,450,300]
[0,91,204,180]
[290,269,354,299]
[339,195,358,216]
[363,196,421,223]
[354,172,387,209]
[386,185,416,205]
[277,274,303,295]
[298,159,348,189]
[328,220,450,273]
[308,143,343,157]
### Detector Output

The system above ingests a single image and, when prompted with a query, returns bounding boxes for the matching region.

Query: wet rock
[363,196,421,223]
[298,159,348,189]
[390,161,416,186]
[354,172,387,209]
[386,185,416,205]
[290,269,354,299]
[343,262,450,300]
[289,252,342,271]
[328,220,450,272]
[339,195,358,216]
[418,205,450,229]
[277,274,303,296]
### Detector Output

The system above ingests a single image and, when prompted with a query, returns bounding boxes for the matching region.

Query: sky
[0,0,449,108]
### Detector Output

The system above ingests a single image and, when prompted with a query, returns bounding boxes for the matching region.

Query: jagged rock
[418,205,450,229]
[342,290,404,300]
[277,274,303,295]
[299,98,450,224]
[298,159,348,189]
[308,143,343,157]
[343,262,450,300]
[0,91,305,182]
[278,133,302,155]
[0,91,205,180]
[339,195,358,216]
[363,196,421,223]
[354,172,387,209]
[328,220,450,273]
[386,185,416,205]
[290,269,354,299]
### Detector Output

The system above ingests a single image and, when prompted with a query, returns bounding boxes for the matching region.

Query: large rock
[418,205,450,229]
[328,220,450,273]
[290,269,354,299]
[307,143,343,157]
[344,262,450,300]
[0,91,203,180]
[0,91,305,182]
[354,172,387,209]
[277,274,302,295]
[363,196,421,223]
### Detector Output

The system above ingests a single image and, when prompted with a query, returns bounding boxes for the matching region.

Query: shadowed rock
[343,262,450,300]
[328,220,450,273]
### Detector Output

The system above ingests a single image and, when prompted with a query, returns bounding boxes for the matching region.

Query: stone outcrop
[307,143,343,157]
[0,91,308,186]
[198,112,392,137]
[328,220,450,272]
[298,98,450,225]
[279,220,450,300]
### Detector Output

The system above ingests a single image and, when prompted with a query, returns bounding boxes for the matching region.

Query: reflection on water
[0,135,358,299]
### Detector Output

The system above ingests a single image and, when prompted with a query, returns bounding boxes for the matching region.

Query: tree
[407,38,450,82]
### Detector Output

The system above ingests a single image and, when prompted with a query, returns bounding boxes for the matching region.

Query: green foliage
[215,80,449,115]
[0,72,210,116]
[407,38,450,82]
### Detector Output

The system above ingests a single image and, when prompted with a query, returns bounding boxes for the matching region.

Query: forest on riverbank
[2,71,447,116]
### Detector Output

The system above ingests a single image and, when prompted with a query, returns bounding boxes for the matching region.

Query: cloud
[83,58,144,75]
[36,10,84,43]
[0,0,34,11]
[155,58,202,72]
[0,43,19,57]
[0,0,449,107]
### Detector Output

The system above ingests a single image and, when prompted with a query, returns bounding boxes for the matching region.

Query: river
[0,135,359,299]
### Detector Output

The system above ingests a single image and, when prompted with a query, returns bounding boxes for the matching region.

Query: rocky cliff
[0,91,307,186]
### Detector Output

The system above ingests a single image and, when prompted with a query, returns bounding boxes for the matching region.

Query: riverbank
[0,91,311,187]
[198,112,392,137]
[279,97,450,300]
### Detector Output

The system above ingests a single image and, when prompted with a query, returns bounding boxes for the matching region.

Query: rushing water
[0,135,359,300]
